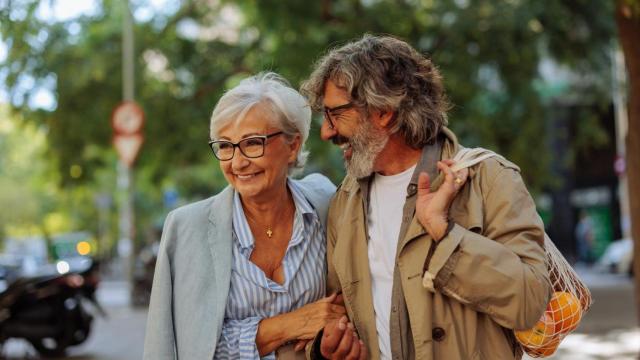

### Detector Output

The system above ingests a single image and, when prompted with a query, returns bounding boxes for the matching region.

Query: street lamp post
[612,47,631,240]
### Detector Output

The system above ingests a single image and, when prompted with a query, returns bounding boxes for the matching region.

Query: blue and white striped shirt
[213,180,327,359]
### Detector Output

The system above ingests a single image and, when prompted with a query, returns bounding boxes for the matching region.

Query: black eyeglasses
[323,102,354,129]
[208,131,284,161]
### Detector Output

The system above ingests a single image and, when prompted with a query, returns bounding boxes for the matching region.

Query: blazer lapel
[206,186,234,352]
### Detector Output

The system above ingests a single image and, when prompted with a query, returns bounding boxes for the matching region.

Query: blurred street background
[0,267,635,359]
[1,0,639,359]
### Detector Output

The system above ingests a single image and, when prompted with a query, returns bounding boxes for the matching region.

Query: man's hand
[416,159,468,241]
[319,316,367,360]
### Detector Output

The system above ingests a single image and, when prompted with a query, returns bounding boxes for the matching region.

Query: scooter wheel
[30,337,69,358]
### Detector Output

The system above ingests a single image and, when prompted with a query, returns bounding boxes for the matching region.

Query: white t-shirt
[367,164,416,360]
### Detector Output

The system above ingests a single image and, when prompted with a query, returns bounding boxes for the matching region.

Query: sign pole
[118,0,135,289]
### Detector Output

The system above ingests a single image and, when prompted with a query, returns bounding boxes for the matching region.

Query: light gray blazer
[143,174,336,360]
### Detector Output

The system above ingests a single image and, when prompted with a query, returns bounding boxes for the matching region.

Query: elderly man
[301,35,551,360]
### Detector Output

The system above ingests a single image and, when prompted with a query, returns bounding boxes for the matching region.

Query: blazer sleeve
[422,165,552,331]
[143,212,178,360]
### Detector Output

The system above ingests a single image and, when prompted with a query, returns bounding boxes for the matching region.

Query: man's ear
[375,109,396,128]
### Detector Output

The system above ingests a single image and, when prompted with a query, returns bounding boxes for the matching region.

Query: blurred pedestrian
[575,210,595,264]
[301,34,552,360]
[143,73,344,359]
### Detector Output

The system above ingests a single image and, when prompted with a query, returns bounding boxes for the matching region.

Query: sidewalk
[83,267,640,360]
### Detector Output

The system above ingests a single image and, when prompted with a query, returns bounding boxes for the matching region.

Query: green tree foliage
[231,0,615,186]
[0,0,617,249]
[0,106,51,241]
[1,0,616,186]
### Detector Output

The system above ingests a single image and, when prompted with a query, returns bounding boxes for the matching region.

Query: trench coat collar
[341,127,460,194]
[403,127,461,242]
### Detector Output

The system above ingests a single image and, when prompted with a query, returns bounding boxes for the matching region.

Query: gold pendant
[266,228,273,238]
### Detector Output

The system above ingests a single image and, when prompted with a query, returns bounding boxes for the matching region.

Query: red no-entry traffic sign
[112,101,144,166]
[112,101,144,135]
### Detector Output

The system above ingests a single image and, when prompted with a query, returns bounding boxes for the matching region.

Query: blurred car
[131,241,159,307]
[597,238,633,276]
[0,254,47,290]
[0,255,23,293]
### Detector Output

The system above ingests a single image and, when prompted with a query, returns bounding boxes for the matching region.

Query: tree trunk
[615,0,640,325]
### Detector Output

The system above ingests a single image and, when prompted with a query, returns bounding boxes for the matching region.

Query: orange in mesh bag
[514,234,592,357]
[449,148,593,358]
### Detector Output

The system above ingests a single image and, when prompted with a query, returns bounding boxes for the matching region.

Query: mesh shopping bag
[450,148,593,358]
[513,234,592,357]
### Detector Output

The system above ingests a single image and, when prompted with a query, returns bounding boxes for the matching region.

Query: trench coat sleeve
[325,208,342,296]
[422,166,551,331]
[143,212,177,360]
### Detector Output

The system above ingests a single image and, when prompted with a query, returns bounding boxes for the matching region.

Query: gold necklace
[246,215,274,238]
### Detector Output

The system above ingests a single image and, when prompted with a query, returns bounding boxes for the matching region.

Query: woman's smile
[234,171,263,181]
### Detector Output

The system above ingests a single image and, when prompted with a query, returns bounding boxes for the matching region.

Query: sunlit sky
[0,0,178,108]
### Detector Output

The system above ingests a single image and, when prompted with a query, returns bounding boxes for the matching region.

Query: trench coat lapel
[332,190,379,360]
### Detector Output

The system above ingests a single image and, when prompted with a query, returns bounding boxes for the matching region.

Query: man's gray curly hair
[301,34,450,148]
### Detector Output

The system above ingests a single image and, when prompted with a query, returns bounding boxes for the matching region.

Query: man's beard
[344,119,389,178]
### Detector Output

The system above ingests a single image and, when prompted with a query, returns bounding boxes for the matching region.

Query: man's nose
[320,117,337,141]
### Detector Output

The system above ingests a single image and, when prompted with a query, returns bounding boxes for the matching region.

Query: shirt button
[432,327,446,342]
[407,184,417,195]
[392,305,398,312]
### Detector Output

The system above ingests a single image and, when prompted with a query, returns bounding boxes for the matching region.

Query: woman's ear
[288,134,302,163]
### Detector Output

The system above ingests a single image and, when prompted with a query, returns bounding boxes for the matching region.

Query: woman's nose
[231,150,250,170]
[320,117,337,141]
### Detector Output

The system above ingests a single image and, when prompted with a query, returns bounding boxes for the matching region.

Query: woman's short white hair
[209,72,311,175]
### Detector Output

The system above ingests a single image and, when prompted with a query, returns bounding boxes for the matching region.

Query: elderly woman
[143,73,344,359]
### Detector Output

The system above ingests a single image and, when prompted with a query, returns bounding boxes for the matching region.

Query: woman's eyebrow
[217,132,263,141]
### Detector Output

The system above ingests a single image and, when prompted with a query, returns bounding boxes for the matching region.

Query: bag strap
[450,147,507,172]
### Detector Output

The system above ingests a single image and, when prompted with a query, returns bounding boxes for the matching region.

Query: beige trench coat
[324,129,551,360]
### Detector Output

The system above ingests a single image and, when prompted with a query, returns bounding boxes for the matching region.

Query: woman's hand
[416,159,469,241]
[287,293,347,340]
[256,293,346,355]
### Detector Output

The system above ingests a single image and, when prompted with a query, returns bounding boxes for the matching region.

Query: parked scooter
[0,257,105,357]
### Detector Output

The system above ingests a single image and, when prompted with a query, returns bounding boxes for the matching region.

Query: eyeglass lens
[212,137,265,160]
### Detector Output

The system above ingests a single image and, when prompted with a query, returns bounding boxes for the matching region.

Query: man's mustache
[331,134,350,146]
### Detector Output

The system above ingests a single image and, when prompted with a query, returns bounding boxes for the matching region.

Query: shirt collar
[287,178,317,219]
[232,178,317,250]
[232,191,254,250]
